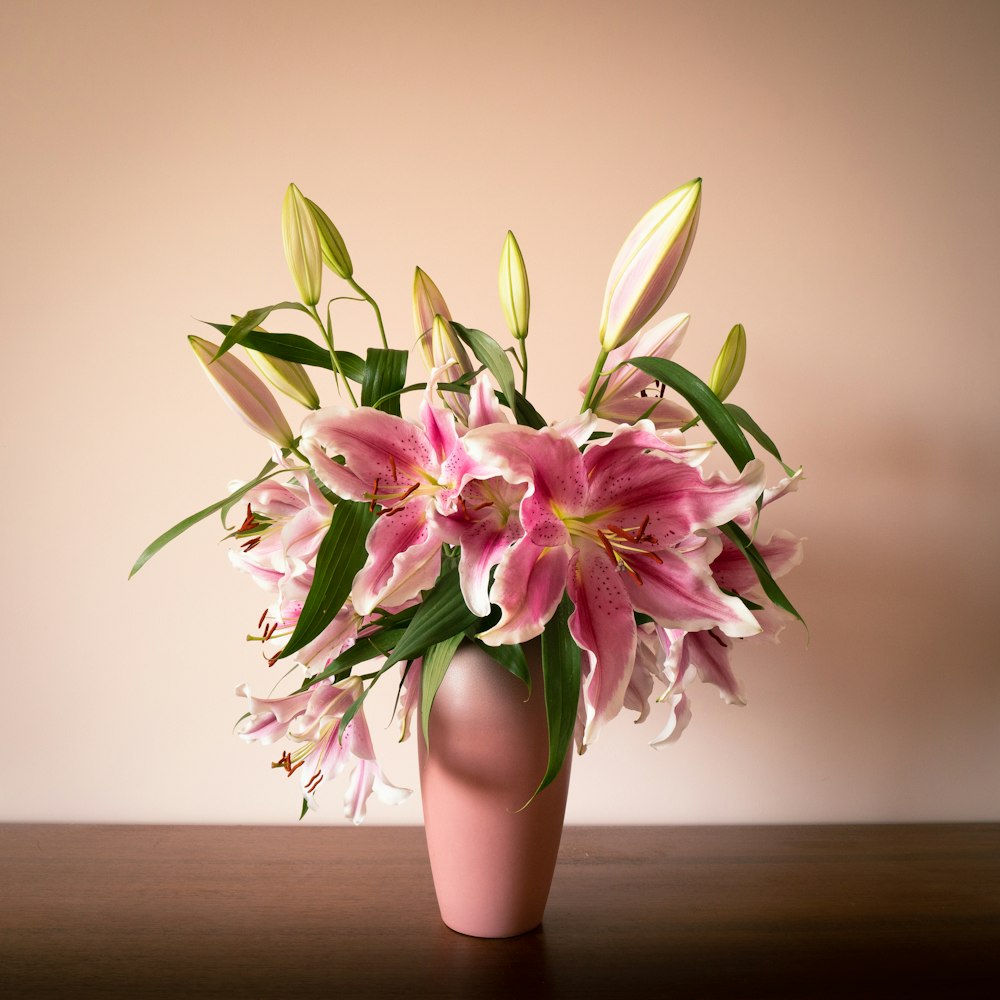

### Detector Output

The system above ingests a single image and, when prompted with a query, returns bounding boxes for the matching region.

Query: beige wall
[2,0,998,825]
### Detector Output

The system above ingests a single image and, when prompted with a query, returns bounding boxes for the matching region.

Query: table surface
[2,823,998,999]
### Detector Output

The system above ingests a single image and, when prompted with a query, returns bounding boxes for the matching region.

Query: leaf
[419,633,465,747]
[452,323,521,425]
[361,348,409,416]
[470,638,530,692]
[276,500,376,660]
[382,570,481,669]
[129,461,279,578]
[720,520,805,626]
[725,403,797,476]
[627,357,756,471]
[336,569,483,739]
[209,302,312,361]
[299,798,310,821]
[202,322,365,381]
[525,593,579,806]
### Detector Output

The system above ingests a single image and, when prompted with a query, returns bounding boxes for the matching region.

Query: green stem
[518,338,529,397]
[580,347,609,412]
[348,277,388,349]
[308,305,358,406]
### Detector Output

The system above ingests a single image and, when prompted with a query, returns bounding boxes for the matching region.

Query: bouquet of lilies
[132,178,804,822]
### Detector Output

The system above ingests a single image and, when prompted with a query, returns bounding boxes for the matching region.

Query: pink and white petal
[344,759,411,824]
[351,500,440,615]
[683,629,746,705]
[649,691,692,748]
[478,538,570,645]
[468,373,509,429]
[567,546,637,745]
[712,529,804,596]
[625,547,762,638]
[600,313,690,400]
[595,393,694,430]
[751,599,796,644]
[456,516,523,617]
[291,606,363,673]
[584,419,711,467]
[300,405,435,499]
[551,410,598,447]
[396,660,422,743]
[235,682,316,730]
[420,363,462,464]
[463,424,588,522]
[588,450,766,543]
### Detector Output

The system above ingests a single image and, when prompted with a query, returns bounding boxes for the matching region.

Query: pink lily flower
[257,599,364,673]
[464,420,765,745]
[236,676,410,823]
[583,313,695,429]
[227,471,333,605]
[299,368,498,614]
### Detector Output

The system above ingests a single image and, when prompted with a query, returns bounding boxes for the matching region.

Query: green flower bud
[305,197,353,279]
[498,230,530,340]
[246,348,321,410]
[281,183,322,306]
[708,323,746,401]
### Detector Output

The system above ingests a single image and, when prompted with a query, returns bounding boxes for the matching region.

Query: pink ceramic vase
[418,638,572,938]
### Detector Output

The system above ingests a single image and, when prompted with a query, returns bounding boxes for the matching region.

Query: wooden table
[2,824,997,998]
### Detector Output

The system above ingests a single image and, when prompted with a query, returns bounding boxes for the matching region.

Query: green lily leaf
[470,638,531,692]
[451,322,522,424]
[361,348,409,416]
[202,321,365,382]
[627,357,755,471]
[420,633,465,747]
[277,500,376,660]
[725,403,797,476]
[209,302,312,362]
[129,461,279,578]
[337,569,483,740]
[525,593,579,806]
[720,520,805,625]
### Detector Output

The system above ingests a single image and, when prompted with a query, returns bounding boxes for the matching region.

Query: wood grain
[1,824,997,998]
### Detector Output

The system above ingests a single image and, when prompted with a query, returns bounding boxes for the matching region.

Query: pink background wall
[2,0,998,825]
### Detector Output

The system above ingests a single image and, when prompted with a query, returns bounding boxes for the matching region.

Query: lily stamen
[305,771,323,793]
[240,537,262,553]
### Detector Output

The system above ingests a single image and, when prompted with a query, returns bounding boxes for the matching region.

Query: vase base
[440,916,543,939]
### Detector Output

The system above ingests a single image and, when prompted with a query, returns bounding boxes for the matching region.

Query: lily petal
[567,546,638,745]
[478,538,570,645]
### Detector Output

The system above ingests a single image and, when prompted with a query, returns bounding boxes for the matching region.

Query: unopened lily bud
[708,323,746,401]
[305,197,353,279]
[599,178,701,352]
[246,348,321,410]
[498,230,530,340]
[189,335,295,447]
[413,267,453,365]
[282,183,322,306]
[429,314,474,422]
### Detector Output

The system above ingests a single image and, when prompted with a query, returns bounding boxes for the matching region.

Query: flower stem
[580,348,609,412]
[308,305,358,406]
[519,339,529,397]
[347,277,388,349]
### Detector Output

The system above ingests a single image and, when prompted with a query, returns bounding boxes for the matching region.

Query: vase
[418,638,572,938]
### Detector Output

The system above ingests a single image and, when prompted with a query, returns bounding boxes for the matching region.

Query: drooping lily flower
[464,420,765,744]
[583,313,695,429]
[189,336,294,448]
[235,676,410,823]
[257,599,365,673]
[299,367,498,613]
[226,470,333,604]
[598,179,701,351]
